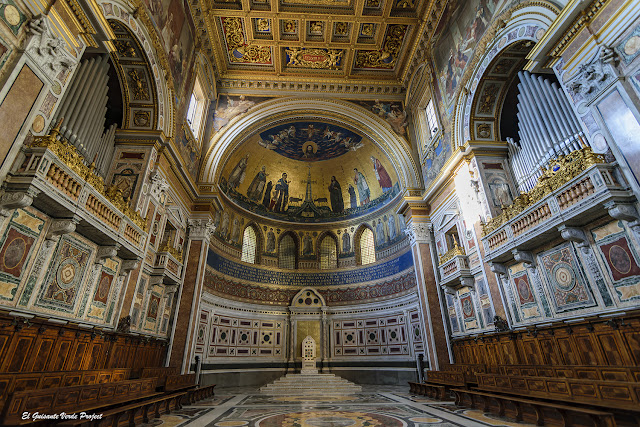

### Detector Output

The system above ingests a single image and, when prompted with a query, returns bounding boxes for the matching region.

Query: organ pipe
[53,54,116,179]
[510,71,587,193]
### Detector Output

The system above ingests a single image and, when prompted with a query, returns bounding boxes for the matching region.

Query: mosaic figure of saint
[353,168,370,205]
[227,154,249,190]
[388,215,397,241]
[371,156,393,192]
[220,212,230,239]
[274,173,290,213]
[247,166,268,202]
[303,233,313,255]
[376,219,386,244]
[266,228,276,252]
[262,181,273,209]
[342,231,351,253]
[328,176,344,213]
[348,185,357,209]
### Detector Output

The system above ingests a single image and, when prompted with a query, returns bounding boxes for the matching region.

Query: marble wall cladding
[0,206,134,329]
[539,243,597,313]
[591,220,640,304]
[475,276,494,327]
[333,312,412,357]
[129,276,172,337]
[195,307,286,359]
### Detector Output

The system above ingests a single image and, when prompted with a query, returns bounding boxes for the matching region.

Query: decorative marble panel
[539,244,596,312]
[445,293,460,333]
[206,313,284,358]
[459,292,478,330]
[35,235,93,313]
[86,258,121,323]
[333,315,408,357]
[591,220,640,302]
[0,209,44,302]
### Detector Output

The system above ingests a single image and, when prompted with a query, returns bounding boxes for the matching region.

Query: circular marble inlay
[4,5,20,26]
[609,244,632,274]
[592,134,608,153]
[517,278,531,300]
[264,411,403,427]
[409,417,443,423]
[624,35,640,56]
[553,263,576,291]
[97,276,111,299]
[57,259,80,289]
[51,81,62,96]
[32,115,45,133]
[215,421,248,427]
[306,416,356,427]
[3,237,26,269]
[535,28,546,41]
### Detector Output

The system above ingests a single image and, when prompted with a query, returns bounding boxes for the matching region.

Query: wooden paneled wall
[452,310,640,367]
[0,312,166,373]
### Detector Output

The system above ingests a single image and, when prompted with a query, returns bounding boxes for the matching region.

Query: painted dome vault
[219,120,402,223]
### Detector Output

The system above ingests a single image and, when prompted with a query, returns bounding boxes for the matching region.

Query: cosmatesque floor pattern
[141,385,538,427]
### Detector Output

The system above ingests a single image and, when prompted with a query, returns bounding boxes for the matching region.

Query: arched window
[279,234,296,269]
[319,236,337,270]
[241,226,257,264]
[360,228,376,265]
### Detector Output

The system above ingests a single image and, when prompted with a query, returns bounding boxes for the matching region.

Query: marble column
[404,218,451,370]
[168,217,215,373]
[321,309,329,372]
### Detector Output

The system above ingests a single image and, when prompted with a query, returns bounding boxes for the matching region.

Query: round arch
[98,0,172,135]
[277,230,299,269]
[451,1,560,146]
[354,223,376,266]
[200,97,422,191]
[240,221,264,263]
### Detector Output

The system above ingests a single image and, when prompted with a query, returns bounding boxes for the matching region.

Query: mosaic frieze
[35,235,93,313]
[591,220,640,302]
[539,244,596,312]
[204,267,416,306]
[0,209,44,302]
[209,247,411,285]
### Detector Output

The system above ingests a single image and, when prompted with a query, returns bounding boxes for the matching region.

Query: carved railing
[5,121,147,255]
[481,147,635,261]
[155,244,183,282]
[439,242,465,265]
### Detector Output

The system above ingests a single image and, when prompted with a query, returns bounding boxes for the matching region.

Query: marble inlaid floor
[141,385,537,427]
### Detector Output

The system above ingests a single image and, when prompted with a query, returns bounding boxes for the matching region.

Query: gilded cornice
[63,0,99,47]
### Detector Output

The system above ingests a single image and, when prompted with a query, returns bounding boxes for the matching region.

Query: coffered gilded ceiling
[193,0,442,95]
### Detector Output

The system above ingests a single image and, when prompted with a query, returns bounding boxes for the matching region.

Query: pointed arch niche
[287,289,328,373]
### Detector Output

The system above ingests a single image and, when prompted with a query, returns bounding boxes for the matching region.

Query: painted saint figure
[371,156,392,192]
[348,185,357,209]
[376,219,386,244]
[353,168,370,205]
[328,176,344,213]
[227,154,249,190]
[262,181,273,209]
[274,173,290,213]
[247,166,268,202]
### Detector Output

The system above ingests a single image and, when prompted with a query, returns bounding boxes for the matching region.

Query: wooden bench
[58,390,188,426]
[1,378,158,425]
[134,366,180,379]
[452,388,616,427]
[496,365,640,383]
[164,373,196,393]
[0,368,131,409]
[185,384,216,404]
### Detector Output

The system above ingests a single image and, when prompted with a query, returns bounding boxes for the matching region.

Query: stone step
[260,372,362,395]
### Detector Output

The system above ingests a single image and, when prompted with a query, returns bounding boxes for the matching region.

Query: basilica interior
[0,0,638,425]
